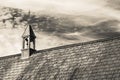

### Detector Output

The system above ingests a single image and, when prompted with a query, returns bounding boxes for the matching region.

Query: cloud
[105,0,120,10]
[82,20,120,38]
[0,0,104,13]
[28,14,120,40]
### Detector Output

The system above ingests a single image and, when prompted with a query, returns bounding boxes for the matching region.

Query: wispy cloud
[0,0,105,13]
[0,0,119,19]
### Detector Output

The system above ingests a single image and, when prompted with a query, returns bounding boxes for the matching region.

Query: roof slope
[0,37,120,80]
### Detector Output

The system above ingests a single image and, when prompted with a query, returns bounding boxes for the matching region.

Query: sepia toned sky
[0,0,120,19]
[0,0,105,11]
[0,0,120,57]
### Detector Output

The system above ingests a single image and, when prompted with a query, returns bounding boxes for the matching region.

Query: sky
[0,0,105,11]
[0,0,120,19]
[0,0,120,57]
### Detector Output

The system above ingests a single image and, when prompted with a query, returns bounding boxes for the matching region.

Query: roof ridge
[1,36,120,59]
